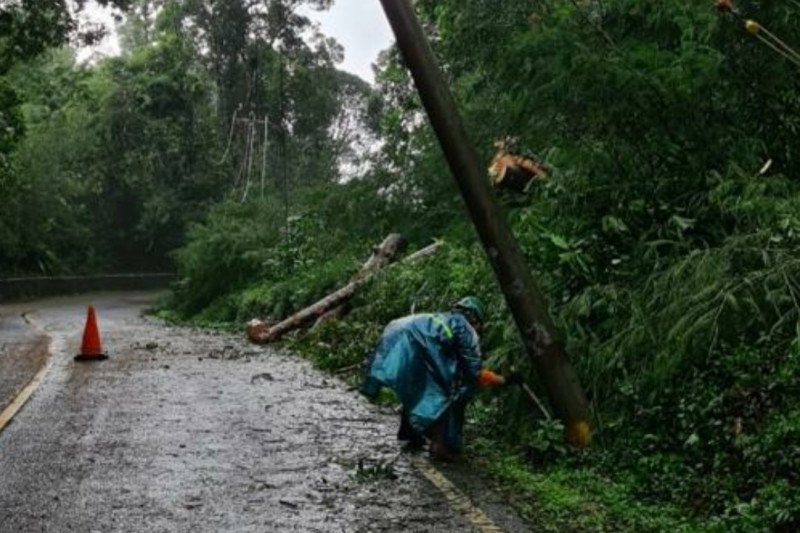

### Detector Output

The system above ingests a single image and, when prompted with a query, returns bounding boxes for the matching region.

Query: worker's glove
[504,372,525,387]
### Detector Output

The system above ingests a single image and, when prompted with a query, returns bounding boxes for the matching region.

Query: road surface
[0,292,528,532]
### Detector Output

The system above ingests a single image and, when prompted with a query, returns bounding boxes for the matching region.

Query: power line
[261,113,268,199]
[216,104,242,166]
[277,0,291,269]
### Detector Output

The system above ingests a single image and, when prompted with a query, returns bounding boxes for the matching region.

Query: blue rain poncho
[361,312,483,452]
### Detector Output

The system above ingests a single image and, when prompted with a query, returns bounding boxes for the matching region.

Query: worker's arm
[451,315,483,388]
[451,315,525,392]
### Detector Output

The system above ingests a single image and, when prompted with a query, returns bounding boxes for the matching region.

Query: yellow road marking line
[0,313,52,435]
[410,456,505,533]
[0,345,52,434]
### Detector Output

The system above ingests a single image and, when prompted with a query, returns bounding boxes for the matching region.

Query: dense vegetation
[3,0,800,530]
[0,0,365,275]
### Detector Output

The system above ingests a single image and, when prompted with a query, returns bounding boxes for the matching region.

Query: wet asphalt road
[0,292,529,532]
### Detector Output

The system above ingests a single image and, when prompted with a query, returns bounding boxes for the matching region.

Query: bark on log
[354,233,409,279]
[247,234,410,344]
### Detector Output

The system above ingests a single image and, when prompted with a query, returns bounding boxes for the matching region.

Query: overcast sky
[80,0,394,83]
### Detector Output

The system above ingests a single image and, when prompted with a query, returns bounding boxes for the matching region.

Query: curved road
[0,292,528,532]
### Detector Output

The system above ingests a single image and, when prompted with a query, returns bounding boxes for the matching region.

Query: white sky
[79,0,394,83]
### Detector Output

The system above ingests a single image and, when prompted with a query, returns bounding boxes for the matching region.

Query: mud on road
[0,293,528,532]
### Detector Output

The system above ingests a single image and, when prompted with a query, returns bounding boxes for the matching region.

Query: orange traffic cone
[74,305,108,362]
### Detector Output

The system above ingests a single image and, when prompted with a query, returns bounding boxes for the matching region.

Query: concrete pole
[378,0,591,446]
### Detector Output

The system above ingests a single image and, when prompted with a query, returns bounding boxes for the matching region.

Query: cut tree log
[247,235,447,345]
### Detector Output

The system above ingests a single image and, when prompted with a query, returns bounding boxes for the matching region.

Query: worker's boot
[398,411,425,451]
[428,440,458,462]
[425,420,458,462]
[401,438,425,453]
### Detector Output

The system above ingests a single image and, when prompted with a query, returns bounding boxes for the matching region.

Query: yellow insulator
[745,20,761,34]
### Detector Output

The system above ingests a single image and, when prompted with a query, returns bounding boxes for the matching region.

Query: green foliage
[0,0,367,276]
[92,36,224,270]
[468,437,699,533]
[0,2,227,276]
[0,77,23,154]
[170,195,366,318]
[0,1,132,75]
[0,50,101,274]
[237,253,358,321]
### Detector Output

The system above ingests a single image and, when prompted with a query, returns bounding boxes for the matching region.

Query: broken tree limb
[398,240,443,263]
[312,302,351,328]
[488,139,549,194]
[247,236,446,345]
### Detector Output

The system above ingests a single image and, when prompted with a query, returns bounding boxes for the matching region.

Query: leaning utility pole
[378,0,591,447]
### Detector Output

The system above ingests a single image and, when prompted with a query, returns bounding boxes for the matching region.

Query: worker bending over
[361,296,522,460]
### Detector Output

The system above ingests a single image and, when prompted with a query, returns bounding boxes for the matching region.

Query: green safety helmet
[454,296,486,324]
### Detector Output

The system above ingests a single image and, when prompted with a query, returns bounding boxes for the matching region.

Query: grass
[467,436,707,532]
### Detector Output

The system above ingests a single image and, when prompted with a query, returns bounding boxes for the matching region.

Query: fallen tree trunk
[247,235,443,345]
[247,278,369,344]
[353,233,409,279]
[313,233,409,327]
[312,238,446,328]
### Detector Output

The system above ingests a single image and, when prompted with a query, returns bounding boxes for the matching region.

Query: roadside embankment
[0,274,175,302]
